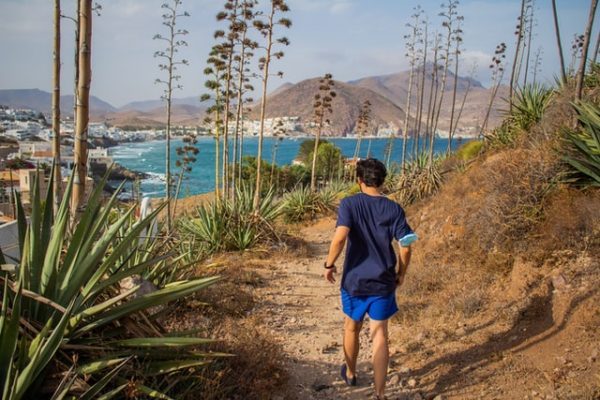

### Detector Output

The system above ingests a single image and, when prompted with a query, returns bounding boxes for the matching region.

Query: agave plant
[179,184,282,253]
[0,170,220,399]
[510,83,553,131]
[281,186,321,223]
[393,153,443,205]
[486,84,553,148]
[563,101,600,187]
[316,180,351,213]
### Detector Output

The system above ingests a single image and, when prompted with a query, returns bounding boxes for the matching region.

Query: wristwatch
[324,262,335,269]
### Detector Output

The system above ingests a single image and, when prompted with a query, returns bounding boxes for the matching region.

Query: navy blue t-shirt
[337,193,414,296]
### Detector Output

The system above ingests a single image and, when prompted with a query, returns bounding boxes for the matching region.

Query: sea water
[110,136,467,198]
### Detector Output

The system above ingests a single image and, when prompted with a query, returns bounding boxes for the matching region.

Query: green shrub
[511,83,553,131]
[486,84,553,148]
[179,185,282,254]
[584,61,600,88]
[456,140,483,161]
[281,186,321,223]
[562,101,600,187]
[0,171,219,399]
[393,153,443,205]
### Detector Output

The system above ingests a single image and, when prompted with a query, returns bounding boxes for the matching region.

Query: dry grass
[161,258,287,400]
[465,145,560,253]
[194,316,287,400]
[534,187,600,253]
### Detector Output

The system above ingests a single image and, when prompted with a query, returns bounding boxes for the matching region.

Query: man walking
[324,158,417,400]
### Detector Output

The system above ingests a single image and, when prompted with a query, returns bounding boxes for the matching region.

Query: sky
[0,0,596,107]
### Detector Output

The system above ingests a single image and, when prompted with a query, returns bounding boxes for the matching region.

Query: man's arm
[396,245,412,287]
[324,226,350,283]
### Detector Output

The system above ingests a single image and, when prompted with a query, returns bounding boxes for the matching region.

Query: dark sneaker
[340,364,357,386]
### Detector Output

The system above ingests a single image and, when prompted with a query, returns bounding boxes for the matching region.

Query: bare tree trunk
[73,1,80,125]
[222,55,234,201]
[424,64,435,156]
[172,166,185,219]
[232,28,248,202]
[447,44,460,154]
[523,3,535,86]
[551,0,568,84]
[415,23,428,159]
[310,114,324,192]
[269,140,279,188]
[433,45,451,158]
[214,96,221,203]
[165,90,172,232]
[575,0,599,101]
[481,70,505,137]
[509,0,526,111]
[426,42,440,164]
[238,112,244,185]
[593,31,600,63]
[532,47,542,85]
[253,7,275,211]
[163,17,176,234]
[71,0,92,213]
[402,61,415,171]
[52,0,62,215]
[451,72,472,141]
[353,127,362,162]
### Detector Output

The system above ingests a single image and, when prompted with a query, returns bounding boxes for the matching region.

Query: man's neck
[360,184,382,197]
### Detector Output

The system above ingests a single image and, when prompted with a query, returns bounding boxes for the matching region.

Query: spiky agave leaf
[563,101,600,187]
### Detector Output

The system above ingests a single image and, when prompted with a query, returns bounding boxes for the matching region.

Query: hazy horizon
[0,0,595,107]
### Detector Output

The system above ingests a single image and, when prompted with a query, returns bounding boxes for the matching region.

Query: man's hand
[325,267,337,283]
[395,273,405,288]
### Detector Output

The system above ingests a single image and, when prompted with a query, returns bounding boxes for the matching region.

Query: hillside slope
[0,88,117,115]
[350,66,507,132]
[249,78,407,136]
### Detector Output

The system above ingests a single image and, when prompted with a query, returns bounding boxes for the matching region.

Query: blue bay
[110,136,468,197]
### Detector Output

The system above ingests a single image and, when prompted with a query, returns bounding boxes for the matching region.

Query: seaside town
[0,103,454,223]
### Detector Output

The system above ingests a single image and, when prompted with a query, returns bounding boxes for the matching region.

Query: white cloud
[288,0,355,15]
[330,0,354,15]
[461,50,493,70]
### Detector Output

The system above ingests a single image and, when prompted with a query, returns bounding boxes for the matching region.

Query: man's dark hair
[356,158,387,187]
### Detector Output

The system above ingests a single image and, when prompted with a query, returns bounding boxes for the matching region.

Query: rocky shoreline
[90,161,149,182]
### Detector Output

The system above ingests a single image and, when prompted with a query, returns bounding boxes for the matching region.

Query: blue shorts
[341,288,398,322]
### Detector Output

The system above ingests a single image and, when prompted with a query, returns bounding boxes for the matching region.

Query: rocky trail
[254,217,389,400]
[247,217,600,400]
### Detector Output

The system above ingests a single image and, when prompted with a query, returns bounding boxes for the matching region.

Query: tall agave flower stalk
[310,73,336,192]
[252,0,291,211]
[431,0,459,158]
[401,6,423,171]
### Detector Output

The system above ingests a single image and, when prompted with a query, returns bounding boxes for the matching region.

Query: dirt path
[255,217,404,400]
[250,218,600,400]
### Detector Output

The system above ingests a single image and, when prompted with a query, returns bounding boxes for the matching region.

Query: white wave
[142,172,167,185]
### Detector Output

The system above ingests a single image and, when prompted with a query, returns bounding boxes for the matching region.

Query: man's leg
[343,316,362,379]
[370,319,390,398]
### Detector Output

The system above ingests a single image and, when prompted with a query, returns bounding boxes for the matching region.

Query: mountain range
[0,67,506,135]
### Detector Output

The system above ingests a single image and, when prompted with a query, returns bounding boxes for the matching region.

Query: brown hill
[100,104,205,129]
[250,78,407,136]
[350,66,507,132]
